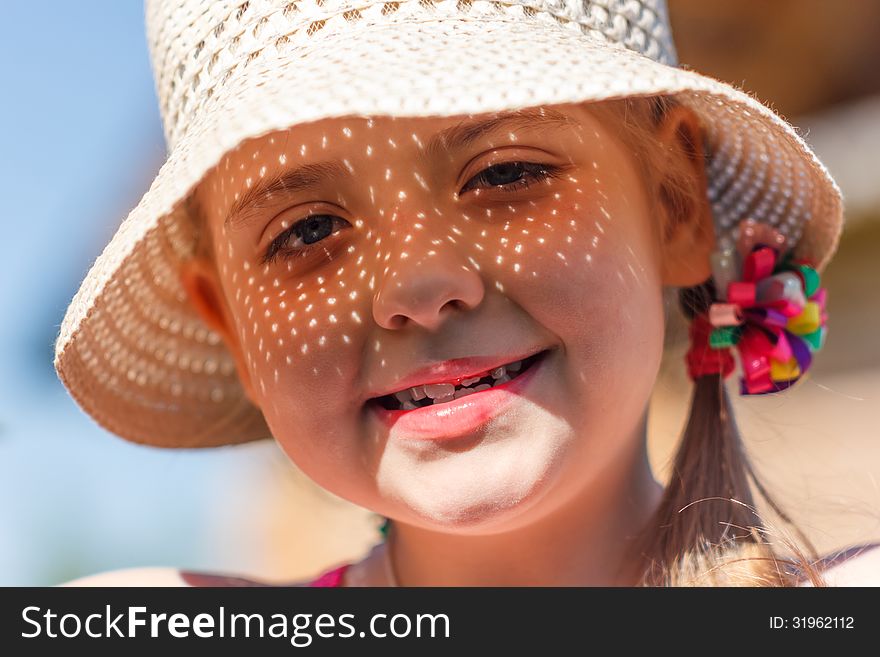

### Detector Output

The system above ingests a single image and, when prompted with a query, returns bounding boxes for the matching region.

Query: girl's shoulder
[177,564,353,587]
[59,567,196,587]
[179,563,353,587]
[60,543,384,587]
[58,539,390,587]
[58,563,354,588]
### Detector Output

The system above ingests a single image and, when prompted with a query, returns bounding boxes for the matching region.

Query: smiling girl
[55,0,877,586]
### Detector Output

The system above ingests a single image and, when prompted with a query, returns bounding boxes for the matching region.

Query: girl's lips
[367,349,551,441]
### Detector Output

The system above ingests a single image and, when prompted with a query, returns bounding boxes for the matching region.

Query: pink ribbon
[742,246,776,282]
[708,303,743,327]
[736,327,774,394]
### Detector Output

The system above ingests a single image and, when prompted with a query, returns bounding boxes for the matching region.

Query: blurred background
[1,0,878,586]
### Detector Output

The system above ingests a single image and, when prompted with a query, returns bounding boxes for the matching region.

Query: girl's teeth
[454,387,476,399]
[393,358,532,409]
[424,383,455,399]
[397,362,528,410]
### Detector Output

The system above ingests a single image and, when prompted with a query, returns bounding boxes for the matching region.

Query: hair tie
[686,312,736,380]
[685,219,828,395]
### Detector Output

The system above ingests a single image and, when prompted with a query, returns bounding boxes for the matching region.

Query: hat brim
[54,15,844,447]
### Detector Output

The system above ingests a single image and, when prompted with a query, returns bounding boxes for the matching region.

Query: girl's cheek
[502,190,661,358]
[218,243,379,402]
[487,200,612,309]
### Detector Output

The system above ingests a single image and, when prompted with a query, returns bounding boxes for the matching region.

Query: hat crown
[145,0,677,149]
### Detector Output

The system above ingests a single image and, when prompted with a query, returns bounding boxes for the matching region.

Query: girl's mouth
[366,349,553,441]
[372,349,547,412]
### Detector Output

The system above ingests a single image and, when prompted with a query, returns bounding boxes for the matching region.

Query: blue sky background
[0,2,273,586]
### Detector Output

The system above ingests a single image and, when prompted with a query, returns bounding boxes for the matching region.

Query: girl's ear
[653,104,716,288]
[178,256,259,405]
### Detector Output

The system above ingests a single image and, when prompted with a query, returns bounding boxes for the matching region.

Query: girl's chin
[402,492,550,535]
[384,461,568,534]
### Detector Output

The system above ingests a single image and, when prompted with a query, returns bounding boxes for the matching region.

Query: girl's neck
[386,415,663,586]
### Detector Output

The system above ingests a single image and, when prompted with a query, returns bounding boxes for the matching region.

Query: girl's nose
[371,225,485,332]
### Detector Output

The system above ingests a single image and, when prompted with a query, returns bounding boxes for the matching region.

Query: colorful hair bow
[686,218,828,395]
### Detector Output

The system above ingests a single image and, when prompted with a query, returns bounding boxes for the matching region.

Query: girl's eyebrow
[224,107,578,232]
[225,160,350,233]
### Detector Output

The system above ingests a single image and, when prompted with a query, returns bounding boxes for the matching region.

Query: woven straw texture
[54,0,844,447]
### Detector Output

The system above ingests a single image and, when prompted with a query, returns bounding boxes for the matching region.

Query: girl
[56,0,877,586]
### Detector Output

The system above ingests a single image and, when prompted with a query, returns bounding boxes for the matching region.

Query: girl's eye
[459,161,563,195]
[261,161,562,265]
[261,214,351,265]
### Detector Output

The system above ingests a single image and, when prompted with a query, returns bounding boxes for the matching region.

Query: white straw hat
[54,0,844,447]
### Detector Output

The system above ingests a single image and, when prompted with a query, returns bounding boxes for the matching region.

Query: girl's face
[187,102,713,532]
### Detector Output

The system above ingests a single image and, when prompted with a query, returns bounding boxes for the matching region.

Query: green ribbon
[709,325,743,348]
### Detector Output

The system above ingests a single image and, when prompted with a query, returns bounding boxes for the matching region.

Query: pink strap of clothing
[179,564,351,587]
[308,564,350,587]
